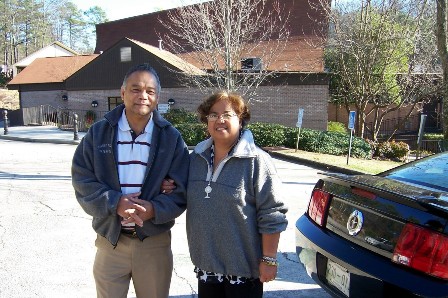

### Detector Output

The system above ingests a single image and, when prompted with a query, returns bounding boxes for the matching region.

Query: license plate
[326,259,350,297]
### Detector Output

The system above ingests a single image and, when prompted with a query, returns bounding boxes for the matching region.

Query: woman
[184,91,288,298]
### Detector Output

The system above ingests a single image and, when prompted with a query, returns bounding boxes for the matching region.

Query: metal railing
[365,114,420,139]
[22,105,106,132]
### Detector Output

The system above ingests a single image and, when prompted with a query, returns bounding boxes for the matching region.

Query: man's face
[121,71,159,118]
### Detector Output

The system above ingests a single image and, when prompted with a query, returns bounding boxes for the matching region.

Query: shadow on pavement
[167,287,328,298]
[0,171,71,180]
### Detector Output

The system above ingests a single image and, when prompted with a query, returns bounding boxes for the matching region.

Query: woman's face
[207,99,241,145]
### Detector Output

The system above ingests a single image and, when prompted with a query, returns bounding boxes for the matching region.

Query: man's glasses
[206,113,238,122]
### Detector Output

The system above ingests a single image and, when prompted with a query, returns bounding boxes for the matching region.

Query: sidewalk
[0,125,85,145]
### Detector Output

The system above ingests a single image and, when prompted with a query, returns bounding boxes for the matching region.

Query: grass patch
[276,149,404,174]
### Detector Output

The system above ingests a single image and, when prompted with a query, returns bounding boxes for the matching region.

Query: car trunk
[321,173,448,258]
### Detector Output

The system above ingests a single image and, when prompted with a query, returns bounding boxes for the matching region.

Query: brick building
[8,0,330,130]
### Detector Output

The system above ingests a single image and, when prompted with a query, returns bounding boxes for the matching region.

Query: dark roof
[65,38,205,90]
[8,55,98,85]
[7,37,205,90]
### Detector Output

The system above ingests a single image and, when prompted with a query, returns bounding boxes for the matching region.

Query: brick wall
[20,84,328,130]
[161,85,328,130]
[21,90,65,108]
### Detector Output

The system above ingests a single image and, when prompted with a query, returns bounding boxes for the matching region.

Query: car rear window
[382,153,448,192]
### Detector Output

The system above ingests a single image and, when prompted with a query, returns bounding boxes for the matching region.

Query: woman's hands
[259,261,278,283]
[260,233,280,282]
[160,178,176,194]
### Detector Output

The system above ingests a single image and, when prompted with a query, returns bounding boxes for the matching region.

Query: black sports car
[295,152,448,297]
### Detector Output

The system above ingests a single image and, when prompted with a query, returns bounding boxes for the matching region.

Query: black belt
[121,229,138,238]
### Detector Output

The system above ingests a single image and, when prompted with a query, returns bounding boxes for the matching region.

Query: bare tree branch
[159,0,290,102]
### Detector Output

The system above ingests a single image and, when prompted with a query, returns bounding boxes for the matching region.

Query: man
[72,63,189,298]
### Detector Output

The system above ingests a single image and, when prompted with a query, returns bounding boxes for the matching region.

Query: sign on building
[158,104,170,114]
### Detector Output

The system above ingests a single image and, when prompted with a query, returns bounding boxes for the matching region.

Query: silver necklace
[204,131,243,199]
[204,144,215,199]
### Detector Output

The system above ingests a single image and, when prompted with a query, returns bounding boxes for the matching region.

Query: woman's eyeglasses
[206,113,238,122]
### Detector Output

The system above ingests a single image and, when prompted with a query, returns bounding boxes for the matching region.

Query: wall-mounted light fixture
[62,95,68,101]
[91,100,99,108]
[168,98,175,106]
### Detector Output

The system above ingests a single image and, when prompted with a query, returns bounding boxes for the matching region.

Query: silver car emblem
[347,210,364,236]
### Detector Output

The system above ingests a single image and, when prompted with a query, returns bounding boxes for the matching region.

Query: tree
[436,0,448,138]
[319,0,441,141]
[81,6,108,53]
[160,0,290,101]
[54,2,86,50]
[0,0,108,68]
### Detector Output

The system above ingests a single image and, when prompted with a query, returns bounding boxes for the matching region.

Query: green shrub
[327,121,347,134]
[84,110,96,127]
[350,136,373,159]
[163,109,372,158]
[173,123,207,146]
[0,71,11,87]
[164,108,199,125]
[423,133,444,140]
[260,124,371,158]
[284,127,371,158]
[294,128,323,152]
[163,109,205,146]
[375,141,410,161]
[247,122,285,147]
[283,127,301,148]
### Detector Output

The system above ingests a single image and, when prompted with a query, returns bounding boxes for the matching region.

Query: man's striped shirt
[117,109,153,230]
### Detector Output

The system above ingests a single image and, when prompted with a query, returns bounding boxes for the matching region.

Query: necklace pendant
[204,185,212,199]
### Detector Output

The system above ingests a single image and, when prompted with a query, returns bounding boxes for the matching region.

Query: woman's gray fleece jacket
[71,105,189,246]
[186,129,288,279]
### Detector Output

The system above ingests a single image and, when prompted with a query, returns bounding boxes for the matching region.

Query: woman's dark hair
[197,91,251,128]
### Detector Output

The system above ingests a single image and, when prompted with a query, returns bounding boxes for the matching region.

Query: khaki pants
[93,231,173,298]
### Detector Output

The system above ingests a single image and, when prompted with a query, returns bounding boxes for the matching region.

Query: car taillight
[393,223,448,280]
[308,189,331,226]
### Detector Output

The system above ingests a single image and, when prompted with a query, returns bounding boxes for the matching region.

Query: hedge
[166,109,372,158]
[251,123,371,159]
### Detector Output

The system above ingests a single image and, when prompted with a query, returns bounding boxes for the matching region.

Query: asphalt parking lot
[0,132,331,297]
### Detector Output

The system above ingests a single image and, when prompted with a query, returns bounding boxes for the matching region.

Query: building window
[120,47,132,62]
[108,97,123,111]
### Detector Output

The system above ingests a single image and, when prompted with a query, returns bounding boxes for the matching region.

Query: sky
[71,0,206,21]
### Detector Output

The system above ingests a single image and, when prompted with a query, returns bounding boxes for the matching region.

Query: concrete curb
[0,135,81,145]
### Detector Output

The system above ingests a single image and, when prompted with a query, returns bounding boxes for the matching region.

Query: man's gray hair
[121,63,161,94]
